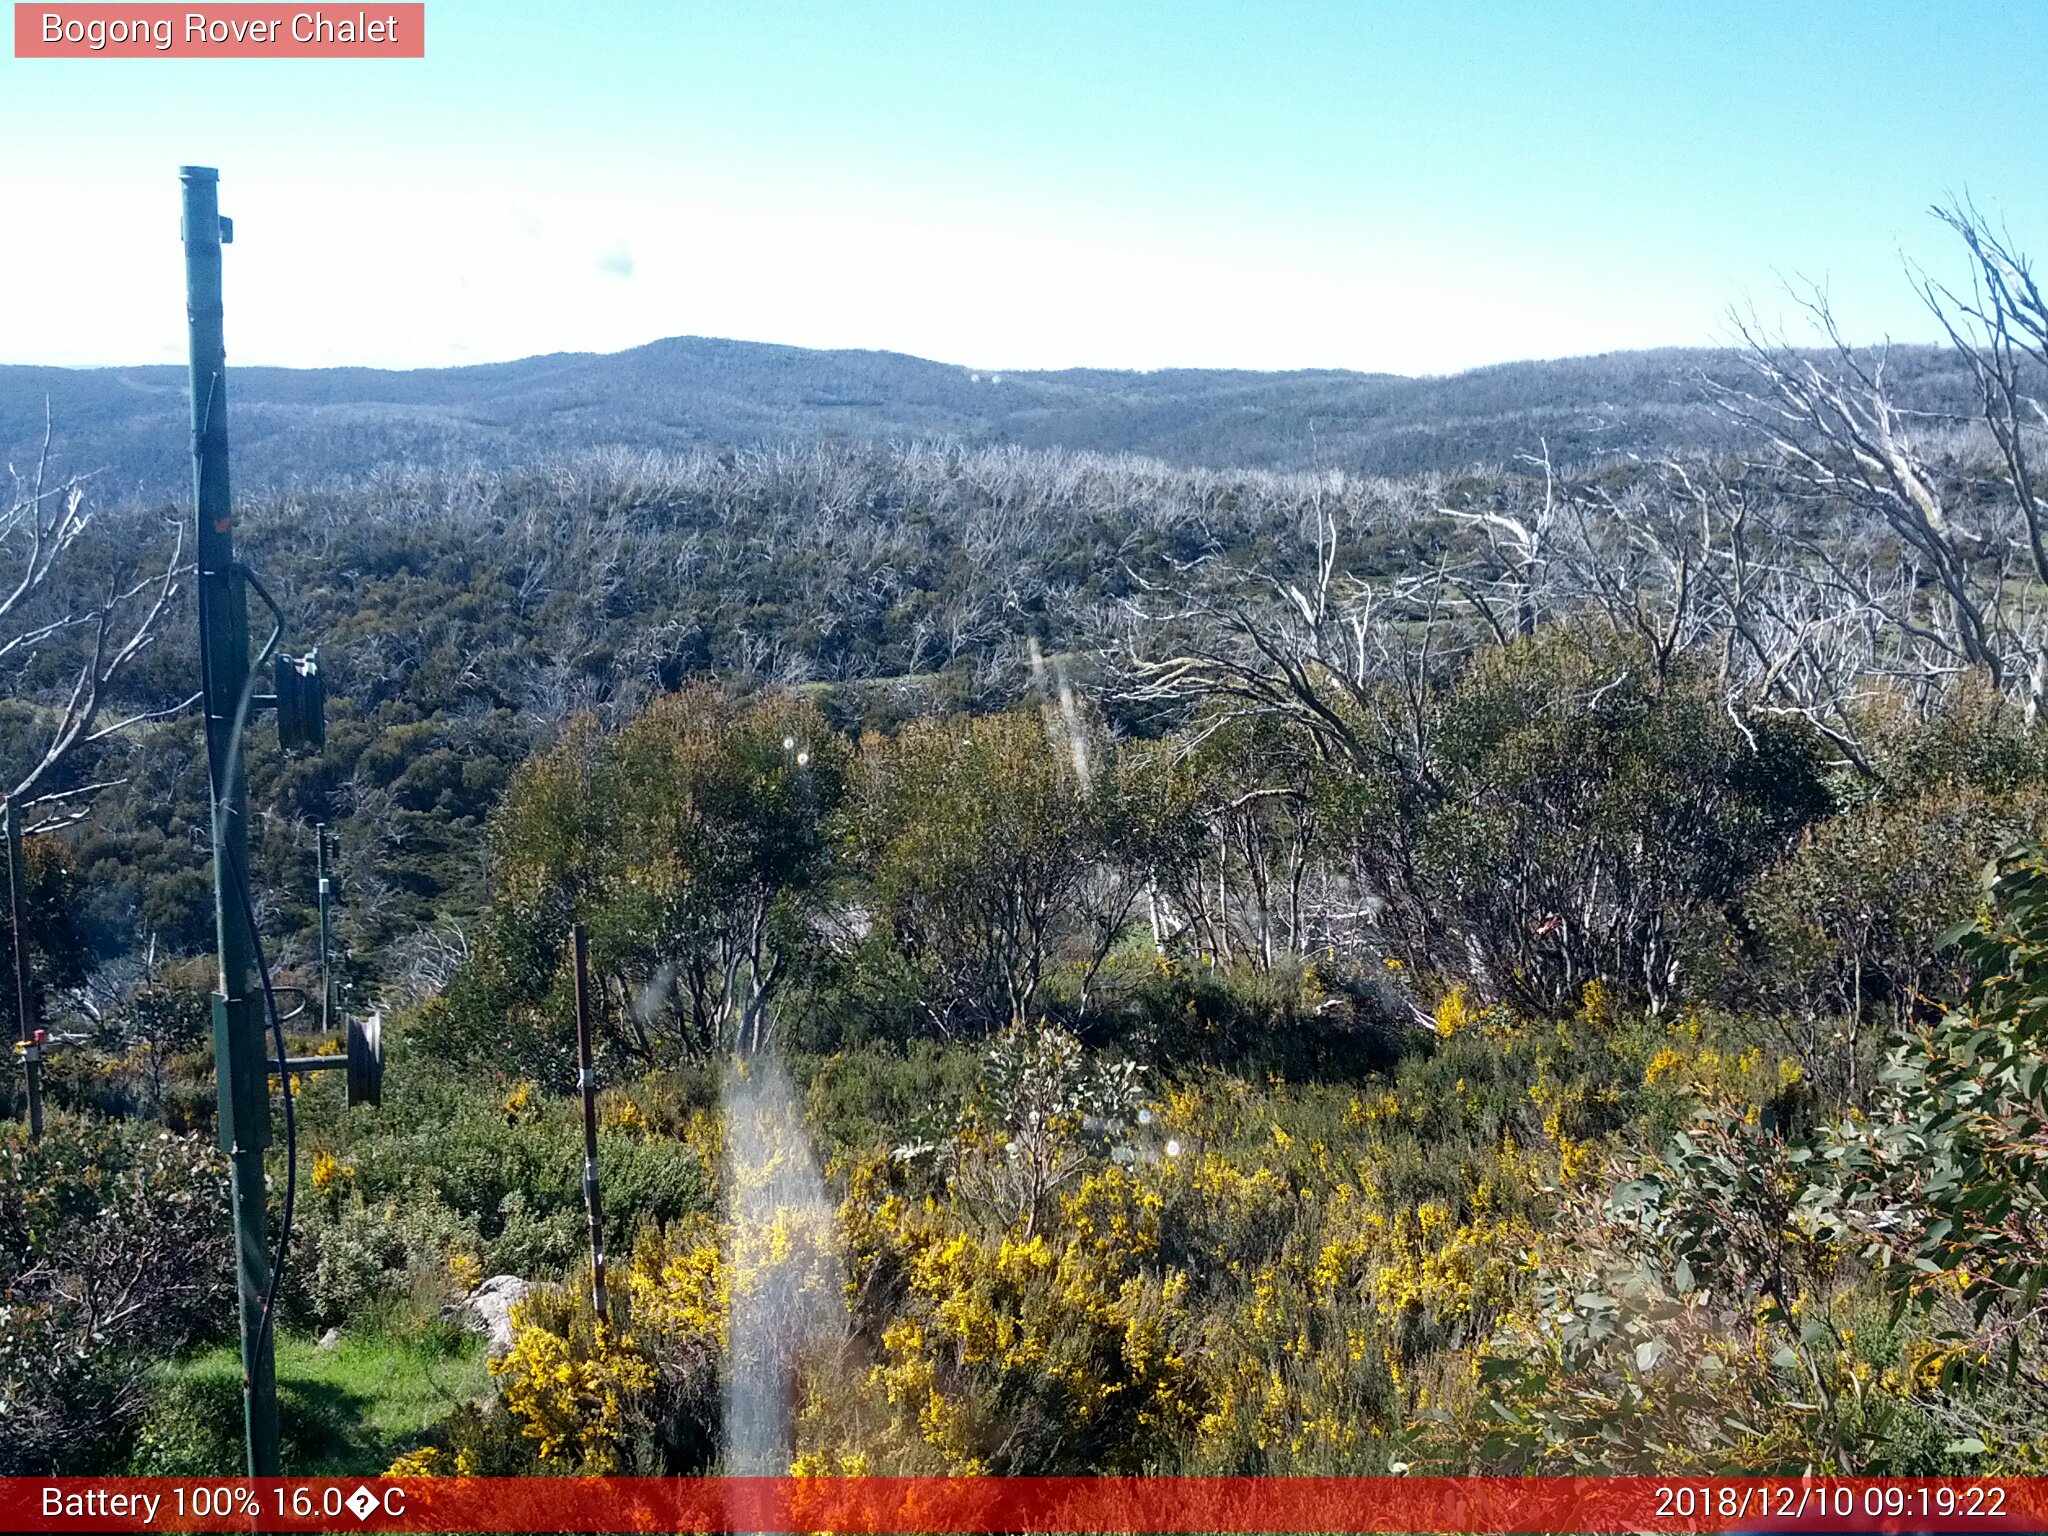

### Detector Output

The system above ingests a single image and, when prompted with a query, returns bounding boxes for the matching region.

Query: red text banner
[14,4,424,57]
[9,1477,2048,1533]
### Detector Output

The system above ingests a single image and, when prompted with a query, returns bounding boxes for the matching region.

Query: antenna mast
[183,162,280,1477]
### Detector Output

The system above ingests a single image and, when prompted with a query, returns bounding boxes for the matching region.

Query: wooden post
[571,923,609,1327]
[5,798,43,1140]
[316,824,333,1034]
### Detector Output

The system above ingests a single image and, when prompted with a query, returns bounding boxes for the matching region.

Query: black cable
[227,840,296,1369]
[190,391,298,1384]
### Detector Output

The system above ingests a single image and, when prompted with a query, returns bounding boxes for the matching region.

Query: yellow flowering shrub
[441,967,1978,1480]
[1432,983,1520,1040]
[599,1093,646,1133]
[448,1250,485,1293]
[1640,1012,1802,1104]
[1061,1164,1164,1261]
[1434,985,1477,1038]
[1579,978,1611,1031]
[489,1285,657,1472]
[848,1161,1206,1474]
[627,1219,726,1342]
[1368,1200,1536,1336]
[383,1443,478,1477]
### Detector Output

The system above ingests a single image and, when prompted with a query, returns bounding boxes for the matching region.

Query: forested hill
[0,335,1972,497]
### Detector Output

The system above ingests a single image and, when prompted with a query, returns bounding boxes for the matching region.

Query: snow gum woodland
[8,204,2048,1478]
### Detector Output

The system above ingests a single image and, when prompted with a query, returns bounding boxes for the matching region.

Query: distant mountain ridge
[0,334,1974,498]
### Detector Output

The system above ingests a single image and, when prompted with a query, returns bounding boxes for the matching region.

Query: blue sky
[2,1,2043,372]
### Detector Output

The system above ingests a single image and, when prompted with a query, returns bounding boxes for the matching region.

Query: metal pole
[4,799,43,1140]
[183,164,279,1477]
[571,923,609,1328]
[316,824,332,1034]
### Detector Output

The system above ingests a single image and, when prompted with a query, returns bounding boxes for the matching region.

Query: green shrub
[432,687,851,1071]
[1745,787,2034,1094]
[848,708,1124,1034]
[1096,954,1411,1081]
[1351,629,1831,1015]
[1844,843,2048,1376]
[128,1365,355,1476]
[0,1117,231,1474]
[284,1195,482,1331]
[796,1040,982,1160]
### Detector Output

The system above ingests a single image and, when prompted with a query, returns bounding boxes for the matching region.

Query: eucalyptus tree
[430,686,848,1072]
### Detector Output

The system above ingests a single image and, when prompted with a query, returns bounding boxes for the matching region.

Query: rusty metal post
[315,824,335,1034]
[5,798,43,1140]
[571,923,609,1327]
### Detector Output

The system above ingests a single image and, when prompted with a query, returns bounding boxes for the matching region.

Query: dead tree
[1919,198,2048,701]
[2,414,195,831]
[1709,203,2048,719]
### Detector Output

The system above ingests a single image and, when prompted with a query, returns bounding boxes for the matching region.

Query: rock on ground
[465,1274,532,1355]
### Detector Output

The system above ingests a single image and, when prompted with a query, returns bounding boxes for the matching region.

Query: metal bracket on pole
[266,1010,381,1107]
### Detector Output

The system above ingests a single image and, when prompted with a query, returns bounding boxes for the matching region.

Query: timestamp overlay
[6,1477,2048,1533]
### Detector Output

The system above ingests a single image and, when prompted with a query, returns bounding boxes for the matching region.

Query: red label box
[14,3,424,57]
[7,1477,2048,1534]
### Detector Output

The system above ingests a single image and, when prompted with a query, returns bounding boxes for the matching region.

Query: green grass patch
[130,1322,490,1476]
